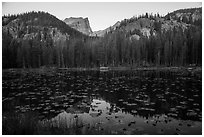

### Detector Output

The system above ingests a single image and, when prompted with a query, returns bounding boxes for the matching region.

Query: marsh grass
[3,111,38,135]
[3,111,112,135]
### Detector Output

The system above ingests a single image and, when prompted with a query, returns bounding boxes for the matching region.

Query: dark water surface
[2,69,202,134]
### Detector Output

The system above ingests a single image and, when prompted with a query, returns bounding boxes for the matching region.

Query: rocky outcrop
[161,20,190,32]
[64,17,93,35]
[165,7,202,24]
[129,34,140,41]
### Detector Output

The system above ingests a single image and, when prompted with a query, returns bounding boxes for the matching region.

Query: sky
[2,2,202,31]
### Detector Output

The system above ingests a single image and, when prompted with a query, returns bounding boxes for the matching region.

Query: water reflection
[2,70,202,134]
[38,98,201,135]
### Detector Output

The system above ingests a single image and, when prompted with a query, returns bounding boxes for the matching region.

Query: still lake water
[2,69,202,134]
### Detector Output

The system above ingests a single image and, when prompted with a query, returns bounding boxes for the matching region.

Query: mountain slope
[105,7,201,39]
[2,11,87,39]
[165,7,202,25]
[90,7,201,38]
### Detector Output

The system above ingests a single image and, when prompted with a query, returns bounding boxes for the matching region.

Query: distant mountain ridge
[97,7,201,38]
[63,7,201,38]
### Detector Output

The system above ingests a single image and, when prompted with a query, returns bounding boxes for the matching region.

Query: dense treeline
[97,25,202,67]
[2,11,202,68]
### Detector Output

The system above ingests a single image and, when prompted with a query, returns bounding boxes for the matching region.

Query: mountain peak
[64,17,93,35]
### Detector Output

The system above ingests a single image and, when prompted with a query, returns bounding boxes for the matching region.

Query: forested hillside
[2,11,90,68]
[2,8,202,68]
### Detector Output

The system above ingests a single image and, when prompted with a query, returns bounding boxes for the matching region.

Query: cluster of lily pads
[2,69,202,134]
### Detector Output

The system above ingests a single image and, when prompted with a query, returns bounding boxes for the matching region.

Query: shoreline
[3,66,202,73]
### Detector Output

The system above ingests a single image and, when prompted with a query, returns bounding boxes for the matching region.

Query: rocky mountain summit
[64,17,93,35]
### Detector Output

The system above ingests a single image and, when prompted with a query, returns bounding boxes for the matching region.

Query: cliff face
[64,17,93,35]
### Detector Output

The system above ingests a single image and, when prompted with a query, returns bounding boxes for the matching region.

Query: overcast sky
[2,2,202,31]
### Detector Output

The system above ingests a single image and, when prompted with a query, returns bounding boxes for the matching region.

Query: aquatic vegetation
[2,69,202,135]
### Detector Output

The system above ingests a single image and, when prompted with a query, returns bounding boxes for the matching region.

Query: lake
[2,69,202,135]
